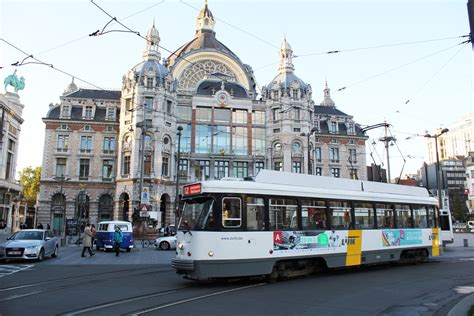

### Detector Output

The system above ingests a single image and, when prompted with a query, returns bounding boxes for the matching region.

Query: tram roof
[197,170,437,205]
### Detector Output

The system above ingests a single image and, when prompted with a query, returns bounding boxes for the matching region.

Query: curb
[447,293,474,316]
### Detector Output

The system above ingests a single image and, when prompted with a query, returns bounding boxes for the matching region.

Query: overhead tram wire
[335,41,466,93]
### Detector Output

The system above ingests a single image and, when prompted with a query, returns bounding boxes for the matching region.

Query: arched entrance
[119,193,130,221]
[76,191,90,230]
[51,192,66,235]
[98,194,113,221]
[160,194,170,227]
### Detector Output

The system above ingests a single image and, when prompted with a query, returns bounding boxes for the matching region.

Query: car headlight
[25,245,38,251]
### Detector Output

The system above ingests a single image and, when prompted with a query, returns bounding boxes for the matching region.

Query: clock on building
[216,91,229,107]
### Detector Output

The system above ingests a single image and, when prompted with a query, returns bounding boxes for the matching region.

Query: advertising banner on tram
[381,229,422,247]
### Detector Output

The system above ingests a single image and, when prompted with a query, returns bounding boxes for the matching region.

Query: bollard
[463,239,469,247]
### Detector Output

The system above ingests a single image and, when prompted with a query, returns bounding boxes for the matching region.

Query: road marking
[0,264,34,278]
[0,291,41,302]
[454,286,474,294]
[130,283,266,316]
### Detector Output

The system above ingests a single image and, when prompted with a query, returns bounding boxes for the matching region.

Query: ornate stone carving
[178,60,235,91]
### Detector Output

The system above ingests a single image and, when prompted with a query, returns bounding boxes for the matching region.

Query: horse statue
[4,70,26,94]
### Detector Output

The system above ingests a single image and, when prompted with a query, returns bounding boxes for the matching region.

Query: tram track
[0,266,173,294]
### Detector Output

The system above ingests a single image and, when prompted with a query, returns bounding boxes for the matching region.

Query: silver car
[0,229,59,262]
[154,236,177,250]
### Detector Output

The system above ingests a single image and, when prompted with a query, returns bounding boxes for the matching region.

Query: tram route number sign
[66,219,79,236]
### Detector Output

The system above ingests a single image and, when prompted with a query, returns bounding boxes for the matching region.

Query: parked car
[155,235,177,250]
[0,229,59,262]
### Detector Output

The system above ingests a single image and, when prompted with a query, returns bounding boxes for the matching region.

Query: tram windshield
[179,197,215,231]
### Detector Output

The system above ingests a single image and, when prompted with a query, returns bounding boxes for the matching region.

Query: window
[178,159,188,178]
[195,125,212,153]
[61,105,70,117]
[106,107,116,120]
[146,77,153,88]
[315,147,322,162]
[247,197,265,230]
[102,160,114,180]
[80,136,92,153]
[125,99,132,112]
[349,149,357,163]
[144,154,152,176]
[255,161,264,175]
[292,142,301,153]
[5,152,12,180]
[166,100,172,114]
[232,127,247,155]
[232,110,247,124]
[412,205,428,228]
[269,198,298,230]
[272,108,280,121]
[328,201,352,229]
[354,202,374,229]
[57,135,69,152]
[292,161,302,173]
[274,161,282,171]
[122,155,131,175]
[252,111,265,125]
[176,106,192,121]
[214,161,229,179]
[79,159,90,180]
[292,89,299,100]
[330,148,339,162]
[347,124,355,134]
[232,161,248,178]
[329,121,337,133]
[196,107,211,122]
[56,158,67,177]
[179,124,192,153]
[252,128,265,155]
[302,200,327,230]
[144,97,153,111]
[376,203,394,228]
[213,126,230,155]
[197,160,210,180]
[222,197,241,228]
[273,128,280,133]
[84,106,93,119]
[214,108,230,123]
[427,206,436,227]
[395,204,411,228]
[331,168,340,178]
[350,169,358,180]
[294,108,300,120]
[103,137,116,154]
[162,157,169,176]
[315,167,322,176]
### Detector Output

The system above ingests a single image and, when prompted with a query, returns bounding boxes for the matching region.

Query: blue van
[96,221,134,252]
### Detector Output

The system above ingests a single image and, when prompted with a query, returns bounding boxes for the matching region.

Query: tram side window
[246,197,265,230]
[427,206,436,228]
[328,201,352,229]
[269,198,298,230]
[302,199,327,230]
[354,202,374,229]
[222,198,242,228]
[395,204,411,228]
[375,204,394,228]
[412,205,428,228]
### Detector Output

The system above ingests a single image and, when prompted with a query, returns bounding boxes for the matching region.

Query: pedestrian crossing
[0,264,34,278]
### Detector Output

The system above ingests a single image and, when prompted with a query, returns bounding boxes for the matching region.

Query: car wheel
[126,248,131,252]
[96,244,100,251]
[52,246,58,258]
[160,241,170,250]
[37,248,45,262]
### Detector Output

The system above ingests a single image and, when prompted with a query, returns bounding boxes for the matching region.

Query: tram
[172,170,441,280]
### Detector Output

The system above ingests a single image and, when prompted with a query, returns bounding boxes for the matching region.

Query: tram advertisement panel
[273,230,347,251]
[381,229,422,247]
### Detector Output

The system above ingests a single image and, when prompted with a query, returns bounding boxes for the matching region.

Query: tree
[19,166,41,205]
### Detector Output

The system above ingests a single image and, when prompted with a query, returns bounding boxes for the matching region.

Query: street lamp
[424,128,449,210]
[174,125,183,227]
[300,127,318,175]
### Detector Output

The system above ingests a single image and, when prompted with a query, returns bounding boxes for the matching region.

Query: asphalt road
[0,235,474,316]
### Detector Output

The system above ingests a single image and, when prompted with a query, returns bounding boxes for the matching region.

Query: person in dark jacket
[112,226,123,257]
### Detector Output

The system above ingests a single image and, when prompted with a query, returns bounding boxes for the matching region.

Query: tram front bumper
[171,258,195,272]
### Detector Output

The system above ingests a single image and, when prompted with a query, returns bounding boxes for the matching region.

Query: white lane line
[0,265,34,278]
[63,289,181,316]
[130,283,266,316]
[0,291,42,302]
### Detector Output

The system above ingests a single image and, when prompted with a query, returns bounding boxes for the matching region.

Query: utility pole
[379,121,396,183]
[174,126,183,227]
[468,0,473,49]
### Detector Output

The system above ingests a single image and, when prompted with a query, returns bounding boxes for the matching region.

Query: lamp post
[174,125,183,227]
[425,128,449,210]
[300,127,318,175]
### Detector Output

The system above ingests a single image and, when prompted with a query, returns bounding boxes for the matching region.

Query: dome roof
[132,59,169,80]
[146,21,160,44]
[268,72,307,89]
[320,82,335,107]
[63,77,78,95]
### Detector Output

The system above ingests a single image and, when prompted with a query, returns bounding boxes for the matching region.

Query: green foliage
[19,166,41,205]
[452,194,467,222]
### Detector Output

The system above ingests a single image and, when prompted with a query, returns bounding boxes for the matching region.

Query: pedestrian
[46,223,51,230]
[164,225,170,237]
[91,224,96,249]
[113,225,123,257]
[37,222,44,229]
[81,223,95,257]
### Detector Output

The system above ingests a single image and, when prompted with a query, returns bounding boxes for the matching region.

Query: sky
[1,0,472,180]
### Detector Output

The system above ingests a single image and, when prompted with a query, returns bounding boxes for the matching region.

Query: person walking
[37,222,44,229]
[113,225,123,257]
[81,223,95,257]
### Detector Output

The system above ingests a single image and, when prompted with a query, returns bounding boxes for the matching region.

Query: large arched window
[98,194,113,221]
[76,191,90,223]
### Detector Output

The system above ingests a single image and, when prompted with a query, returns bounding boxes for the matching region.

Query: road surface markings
[454,286,474,294]
[0,264,34,278]
[130,283,266,316]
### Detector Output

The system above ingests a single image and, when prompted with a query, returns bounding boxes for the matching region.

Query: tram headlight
[177,241,184,250]
[208,251,214,257]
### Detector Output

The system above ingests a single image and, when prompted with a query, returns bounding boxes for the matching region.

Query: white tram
[172,171,441,280]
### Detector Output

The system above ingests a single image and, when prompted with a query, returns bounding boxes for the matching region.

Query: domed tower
[63,77,78,95]
[163,0,265,186]
[263,37,314,174]
[116,21,177,225]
